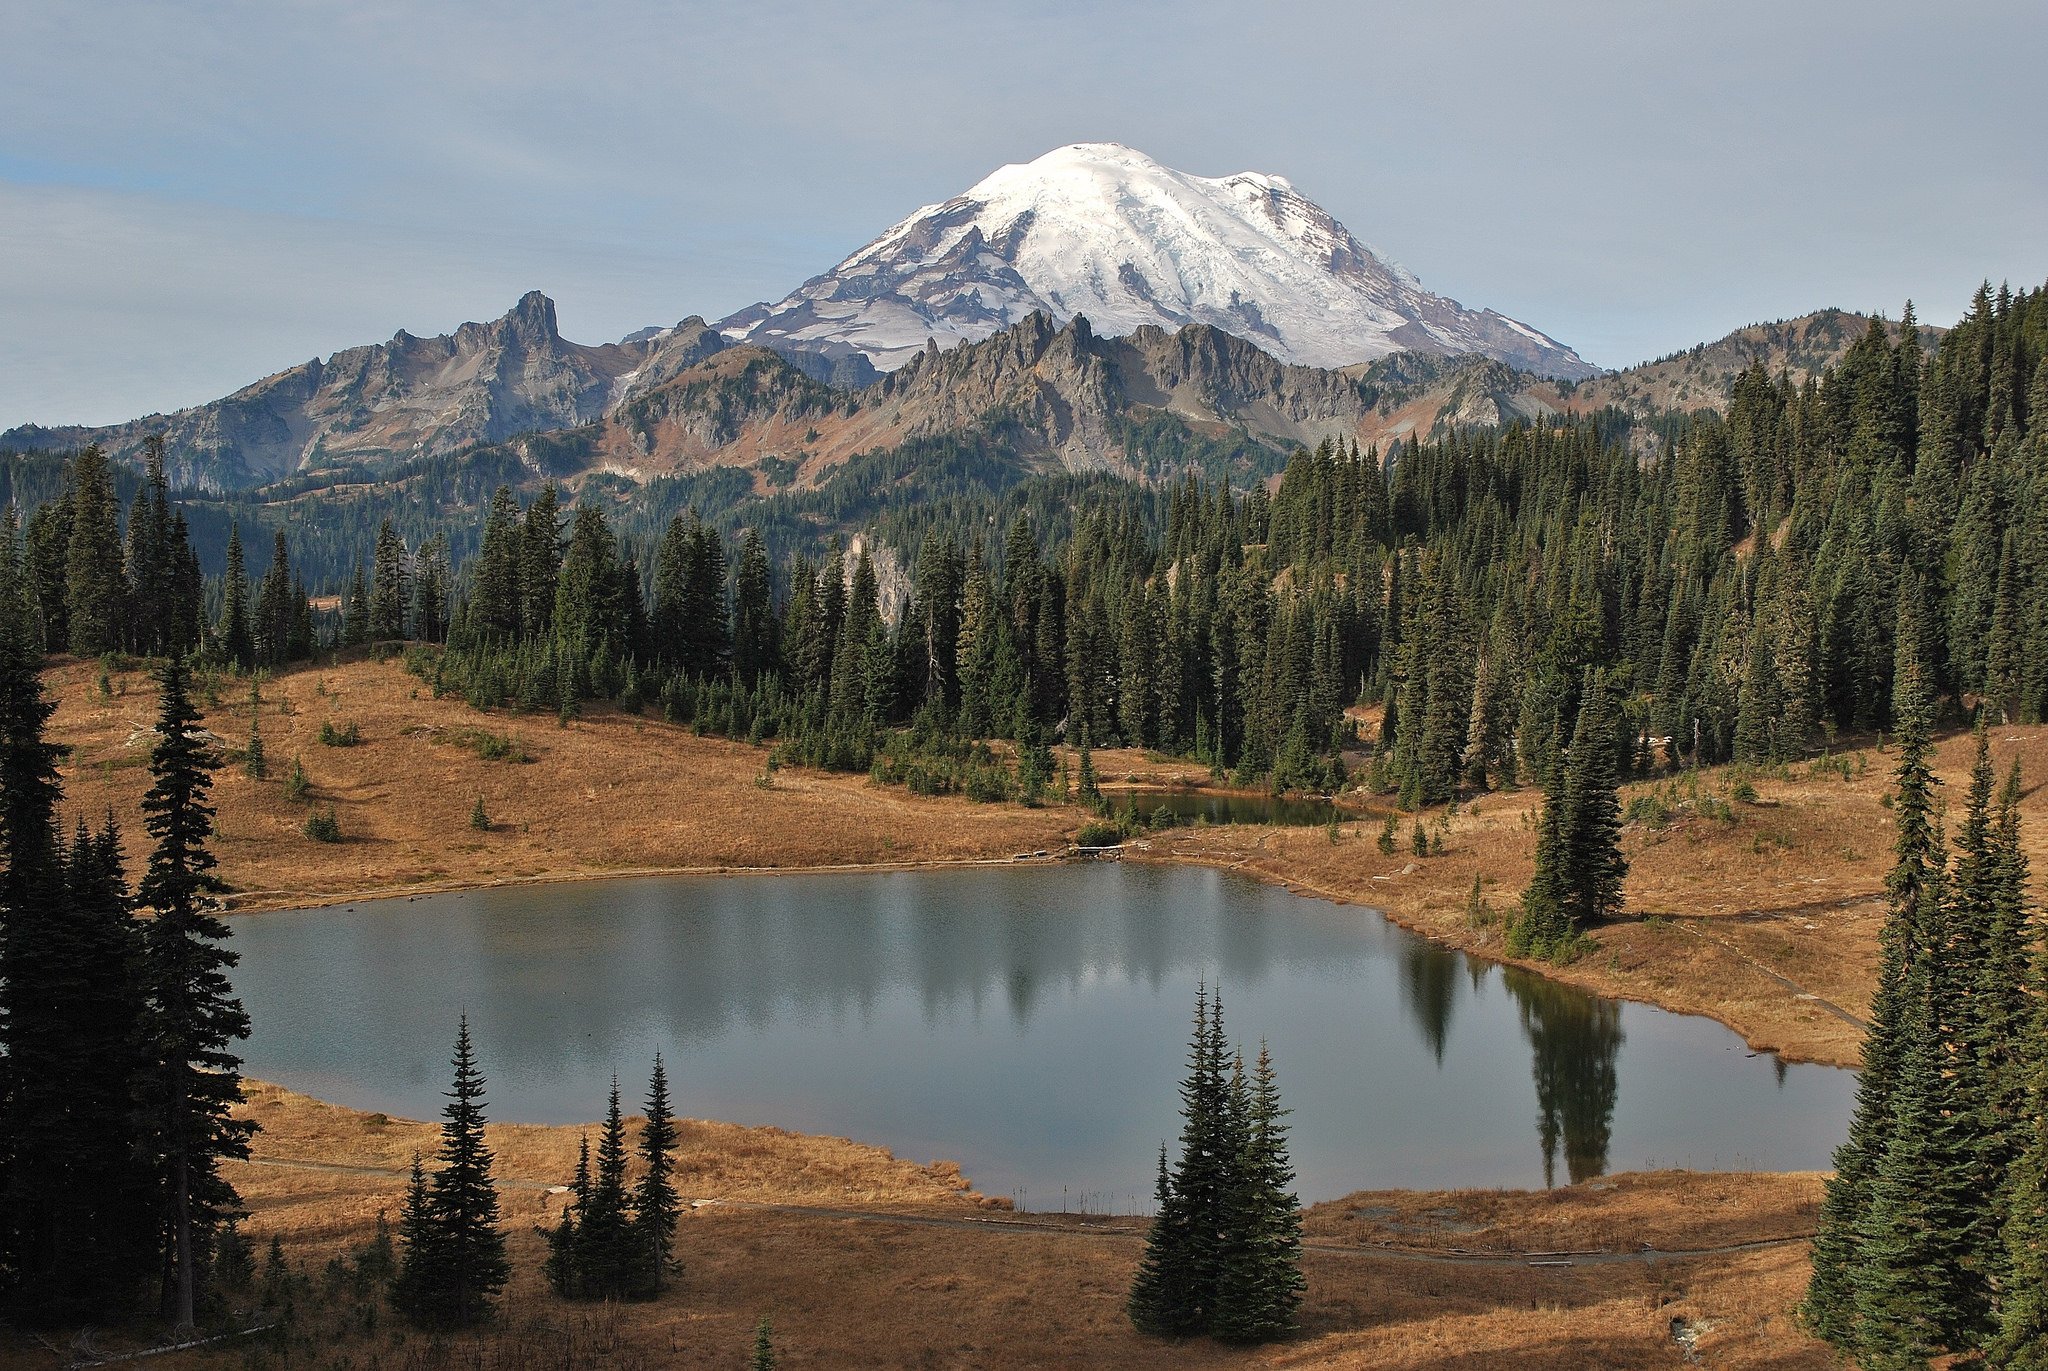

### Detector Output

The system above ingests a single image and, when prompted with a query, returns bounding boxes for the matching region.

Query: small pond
[230,865,1855,1210]
[1113,787,1347,827]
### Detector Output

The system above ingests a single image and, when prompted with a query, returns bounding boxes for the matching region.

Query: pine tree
[1210,1043,1304,1344]
[65,444,128,655]
[1851,967,1969,1366]
[631,1055,682,1295]
[542,1135,589,1298]
[1558,671,1629,932]
[391,1150,439,1317]
[1804,643,1941,1346]
[751,1316,778,1369]
[342,565,370,647]
[571,1076,633,1299]
[399,1017,508,1327]
[137,659,252,1327]
[0,572,155,1317]
[1991,934,2048,1366]
[218,524,253,667]
[1126,1143,1191,1335]
[1129,984,1237,1336]
[370,520,409,642]
[1510,751,1572,959]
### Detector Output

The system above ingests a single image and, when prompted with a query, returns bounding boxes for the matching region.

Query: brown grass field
[22,651,2048,1367]
[2,1085,1830,1370]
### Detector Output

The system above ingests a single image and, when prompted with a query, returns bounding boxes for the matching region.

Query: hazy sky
[4,0,2043,430]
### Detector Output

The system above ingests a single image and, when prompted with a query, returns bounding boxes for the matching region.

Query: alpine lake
[231,864,1856,1211]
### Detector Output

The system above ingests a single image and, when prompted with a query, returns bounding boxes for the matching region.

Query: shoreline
[216,834,1866,1072]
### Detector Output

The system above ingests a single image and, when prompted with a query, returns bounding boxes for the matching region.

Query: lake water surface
[231,865,1856,1209]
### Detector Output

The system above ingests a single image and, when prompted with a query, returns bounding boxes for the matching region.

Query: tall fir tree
[632,1055,682,1294]
[137,659,252,1327]
[397,1018,507,1326]
[218,524,253,667]
[1804,639,1942,1347]
[1210,1043,1305,1344]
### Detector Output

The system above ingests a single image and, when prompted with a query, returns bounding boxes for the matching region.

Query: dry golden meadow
[17,651,2047,1367]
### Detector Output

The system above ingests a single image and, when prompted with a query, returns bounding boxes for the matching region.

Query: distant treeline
[5,283,2045,801]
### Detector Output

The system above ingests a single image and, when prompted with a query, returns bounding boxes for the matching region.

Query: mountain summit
[721,142,1596,379]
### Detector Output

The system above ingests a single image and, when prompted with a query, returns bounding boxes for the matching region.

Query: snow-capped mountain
[721,142,1596,380]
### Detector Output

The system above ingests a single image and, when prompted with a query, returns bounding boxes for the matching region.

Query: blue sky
[3,0,2043,429]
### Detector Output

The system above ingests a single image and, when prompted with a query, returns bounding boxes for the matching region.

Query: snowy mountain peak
[720,143,1595,379]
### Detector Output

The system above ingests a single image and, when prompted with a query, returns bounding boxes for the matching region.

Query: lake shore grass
[3,1081,1829,1369]
[22,652,1982,1364]
[46,652,2048,1070]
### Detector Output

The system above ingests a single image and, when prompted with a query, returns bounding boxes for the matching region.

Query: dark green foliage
[284,753,309,802]
[1129,987,1302,1344]
[752,1316,778,1370]
[244,715,267,780]
[469,795,489,832]
[393,1018,508,1327]
[0,561,158,1317]
[318,719,361,747]
[220,520,253,663]
[303,808,342,843]
[546,1059,678,1302]
[632,1055,682,1294]
[65,444,129,655]
[1211,1044,1305,1344]
[1510,672,1629,960]
[1805,644,2045,1363]
[137,659,253,1327]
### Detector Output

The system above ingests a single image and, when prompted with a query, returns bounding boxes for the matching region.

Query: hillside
[1557,309,1944,416]
[46,653,2048,1071]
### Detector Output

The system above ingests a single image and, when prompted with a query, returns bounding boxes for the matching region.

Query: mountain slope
[1557,309,1942,415]
[1,294,726,490]
[720,143,1596,380]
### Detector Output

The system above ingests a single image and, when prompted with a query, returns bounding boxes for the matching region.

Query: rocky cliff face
[1,294,725,490]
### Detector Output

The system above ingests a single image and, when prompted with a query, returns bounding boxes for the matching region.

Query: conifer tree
[1805,643,1941,1346]
[218,524,253,667]
[632,1055,682,1294]
[137,659,252,1327]
[1851,966,1969,1365]
[1126,1144,1190,1335]
[0,572,155,1316]
[391,1151,440,1318]
[1211,1043,1304,1344]
[398,1017,508,1327]
[752,1316,778,1369]
[65,444,128,656]
[1991,936,2048,1366]
[571,1076,633,1299]
[342,565,370,647]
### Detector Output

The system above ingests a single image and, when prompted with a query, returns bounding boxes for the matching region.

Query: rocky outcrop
[1,293,723,491]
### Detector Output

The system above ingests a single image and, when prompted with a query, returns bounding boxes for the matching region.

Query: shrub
[470,796,490,832]
[1074,820,1124,848]
[319,720,362,747]
[1623,795,1671,829]
[469,730,528,763]
[303,808,342,843]
[1731,779,1759,805]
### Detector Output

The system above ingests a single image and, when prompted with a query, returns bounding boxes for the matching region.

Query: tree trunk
[175,1154,194,1331]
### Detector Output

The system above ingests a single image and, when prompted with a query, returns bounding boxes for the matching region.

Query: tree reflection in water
[1503,965,1623,1186]
[1400,939,1461,1066]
